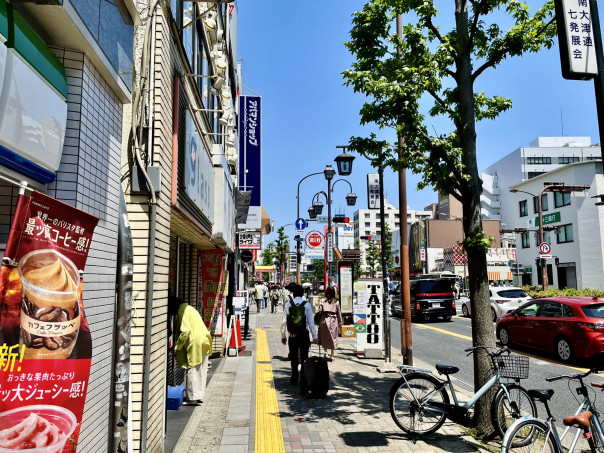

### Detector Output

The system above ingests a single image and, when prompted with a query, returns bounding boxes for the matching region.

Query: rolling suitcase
[303,345,329,399]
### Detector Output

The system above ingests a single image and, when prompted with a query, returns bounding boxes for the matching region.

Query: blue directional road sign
[295,218,307,230]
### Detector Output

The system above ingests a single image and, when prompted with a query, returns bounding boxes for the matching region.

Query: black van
[390,278,456,322]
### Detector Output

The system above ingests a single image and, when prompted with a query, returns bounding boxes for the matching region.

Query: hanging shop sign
[212,169,235,250]
[353,279,383,358]
[0,3,68,184]
[554,0,597,80]
[0,190,98,453]
[235,189,252,224]
[200,250,225,336]
[238,231,261,250]
[239,96,262,207]
[184,110,214,222]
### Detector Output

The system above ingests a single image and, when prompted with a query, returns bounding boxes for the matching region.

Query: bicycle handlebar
[464,345,510,357]
[546,369,594,383]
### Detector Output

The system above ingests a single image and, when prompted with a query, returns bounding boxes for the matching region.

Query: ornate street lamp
[345,192,357,206]
[308,206,317,219]
[312,200,324,215]
[334,150,355,176]
[324,165,336,181]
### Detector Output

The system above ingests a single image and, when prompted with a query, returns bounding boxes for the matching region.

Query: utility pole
[397,13,413,366]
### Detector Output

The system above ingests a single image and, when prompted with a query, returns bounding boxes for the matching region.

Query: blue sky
[236,0,601,246]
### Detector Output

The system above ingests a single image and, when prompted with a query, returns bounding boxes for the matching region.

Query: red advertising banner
[0,191,98,453]
[201,250,224,336]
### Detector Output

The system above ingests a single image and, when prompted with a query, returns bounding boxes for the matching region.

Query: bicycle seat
[528,389,554,402]
[563,411,593,428]
[435,364,459,375]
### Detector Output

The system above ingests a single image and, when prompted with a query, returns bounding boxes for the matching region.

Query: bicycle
[389,345,537,438]
[501,366,604,453]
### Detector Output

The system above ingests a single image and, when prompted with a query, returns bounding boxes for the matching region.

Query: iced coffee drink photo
[17,250,81,360]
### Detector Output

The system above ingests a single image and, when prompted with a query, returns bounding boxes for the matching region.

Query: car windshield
[581,303,604,319]
[417,280,452,293]
[496,289,529,298]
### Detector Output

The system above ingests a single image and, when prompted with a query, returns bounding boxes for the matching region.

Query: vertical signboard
[239,96,262,228]
[201,250,224,336]
[367,173,380,209]
[554,0,597,80]
[0,191,99,453]
[340,266,353,313]
[353,279,383,357]
[185,110,214,222]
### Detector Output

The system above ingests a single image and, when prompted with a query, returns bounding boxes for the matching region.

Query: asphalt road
[387,306,604,426]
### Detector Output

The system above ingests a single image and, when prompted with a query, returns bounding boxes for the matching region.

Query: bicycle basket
[496,355,529,379]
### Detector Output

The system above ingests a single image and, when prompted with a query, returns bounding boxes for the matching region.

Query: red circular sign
[306,231,323,248]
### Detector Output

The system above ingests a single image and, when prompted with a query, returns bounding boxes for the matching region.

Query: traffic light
[535,257,541,268]
[360,235,372,240]
[555,257,560,266]
[332,215,349,223]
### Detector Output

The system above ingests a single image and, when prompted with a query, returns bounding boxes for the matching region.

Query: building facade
[510,161,604,290]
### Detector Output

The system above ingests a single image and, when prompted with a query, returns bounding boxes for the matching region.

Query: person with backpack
[281,284,318,389]
[270,285,280,313]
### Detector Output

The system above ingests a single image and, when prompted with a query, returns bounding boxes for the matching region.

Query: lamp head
[312,200,324,215]
[509,189,518,193]
[346,193,357,206]
[334,151,355,176]
[324,165,335,181]
[308,206,317,219]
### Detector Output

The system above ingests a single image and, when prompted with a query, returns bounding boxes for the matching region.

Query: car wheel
[555,337,574,363]
[498,325,512,346]
[462,304,470,317]
[491,308,497,322]
[442,315,453,322]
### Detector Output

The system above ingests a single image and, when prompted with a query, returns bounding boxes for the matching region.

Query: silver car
[461,287,532,321]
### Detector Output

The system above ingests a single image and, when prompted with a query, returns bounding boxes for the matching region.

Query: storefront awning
[488,272,501,281]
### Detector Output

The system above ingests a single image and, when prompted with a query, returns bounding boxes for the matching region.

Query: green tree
[353,239,363,281]
[383,223,394,275]
[274,227,290,284]
[343,0,556,435]
[365,240,381,277]
[310,259,325,282]
[261,242,278,266]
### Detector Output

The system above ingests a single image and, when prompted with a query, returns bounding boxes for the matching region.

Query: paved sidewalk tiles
[173,309,492,452]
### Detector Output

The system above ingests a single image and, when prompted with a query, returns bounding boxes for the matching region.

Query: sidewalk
[172,309,493,453]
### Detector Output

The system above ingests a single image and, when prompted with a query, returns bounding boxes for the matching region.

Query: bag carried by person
[286,300,308,335]
[304,345,329,399]
[314,301,323,325]
[271,290,280,302]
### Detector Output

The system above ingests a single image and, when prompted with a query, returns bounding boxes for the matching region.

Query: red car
[496,297,604,363]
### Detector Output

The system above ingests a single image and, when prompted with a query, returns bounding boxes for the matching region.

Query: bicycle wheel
[502,419,560,453]
[492,383,538,439]
[590,416,604,453]
[389,372,449,436]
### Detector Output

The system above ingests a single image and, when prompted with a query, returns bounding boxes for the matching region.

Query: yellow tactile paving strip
[255,329,285,453]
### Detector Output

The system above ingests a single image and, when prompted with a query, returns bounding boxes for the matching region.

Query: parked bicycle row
[388,343,604,453]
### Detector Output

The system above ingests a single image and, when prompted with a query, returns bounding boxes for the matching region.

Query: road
[387,307,604,424]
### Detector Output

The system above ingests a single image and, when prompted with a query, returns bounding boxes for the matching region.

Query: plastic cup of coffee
[17,249,81,360]
[0,405,77,453]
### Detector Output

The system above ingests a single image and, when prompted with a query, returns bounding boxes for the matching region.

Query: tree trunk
[455,0,497,437]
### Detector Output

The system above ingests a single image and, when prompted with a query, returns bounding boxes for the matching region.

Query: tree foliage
[365,240,381,277]
[343,0,556,436]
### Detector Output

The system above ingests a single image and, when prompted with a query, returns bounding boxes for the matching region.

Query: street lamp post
[324,165,336,288]
[510,182,590,290]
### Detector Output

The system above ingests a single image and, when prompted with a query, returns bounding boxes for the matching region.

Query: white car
[461,287,532,321]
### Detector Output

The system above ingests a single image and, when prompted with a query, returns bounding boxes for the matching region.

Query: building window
[395,214,400,219]
[533,194,548,213]
[519,200,528,217]
[526,157,551,164]
[586,156,600,161]
[527,172,545,179]
[385,213,389,219]
[395,222,400,228]
[365,230,371,236]
[557,224,573,243]
[558,156,580,164]
[376,222,382,228]
[554,192,571,207]
[521,232,530,248]
[364,213,370,219]
[365,222,370,227]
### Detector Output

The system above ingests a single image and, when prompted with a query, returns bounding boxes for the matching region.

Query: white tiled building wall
[50,49,122,453]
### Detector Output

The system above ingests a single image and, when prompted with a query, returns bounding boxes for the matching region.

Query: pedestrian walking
[254,281,264,313]
[270,284,280,313]
[262,282,269,309]
[281,284,318,390]
[317,286,342,361]
[169,296,212,406]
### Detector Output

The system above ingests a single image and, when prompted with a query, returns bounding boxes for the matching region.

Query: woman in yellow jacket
[169,297,212,405]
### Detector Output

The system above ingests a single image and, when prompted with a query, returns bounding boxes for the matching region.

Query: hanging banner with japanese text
[0,191,98,453]
[201,249,225,336]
